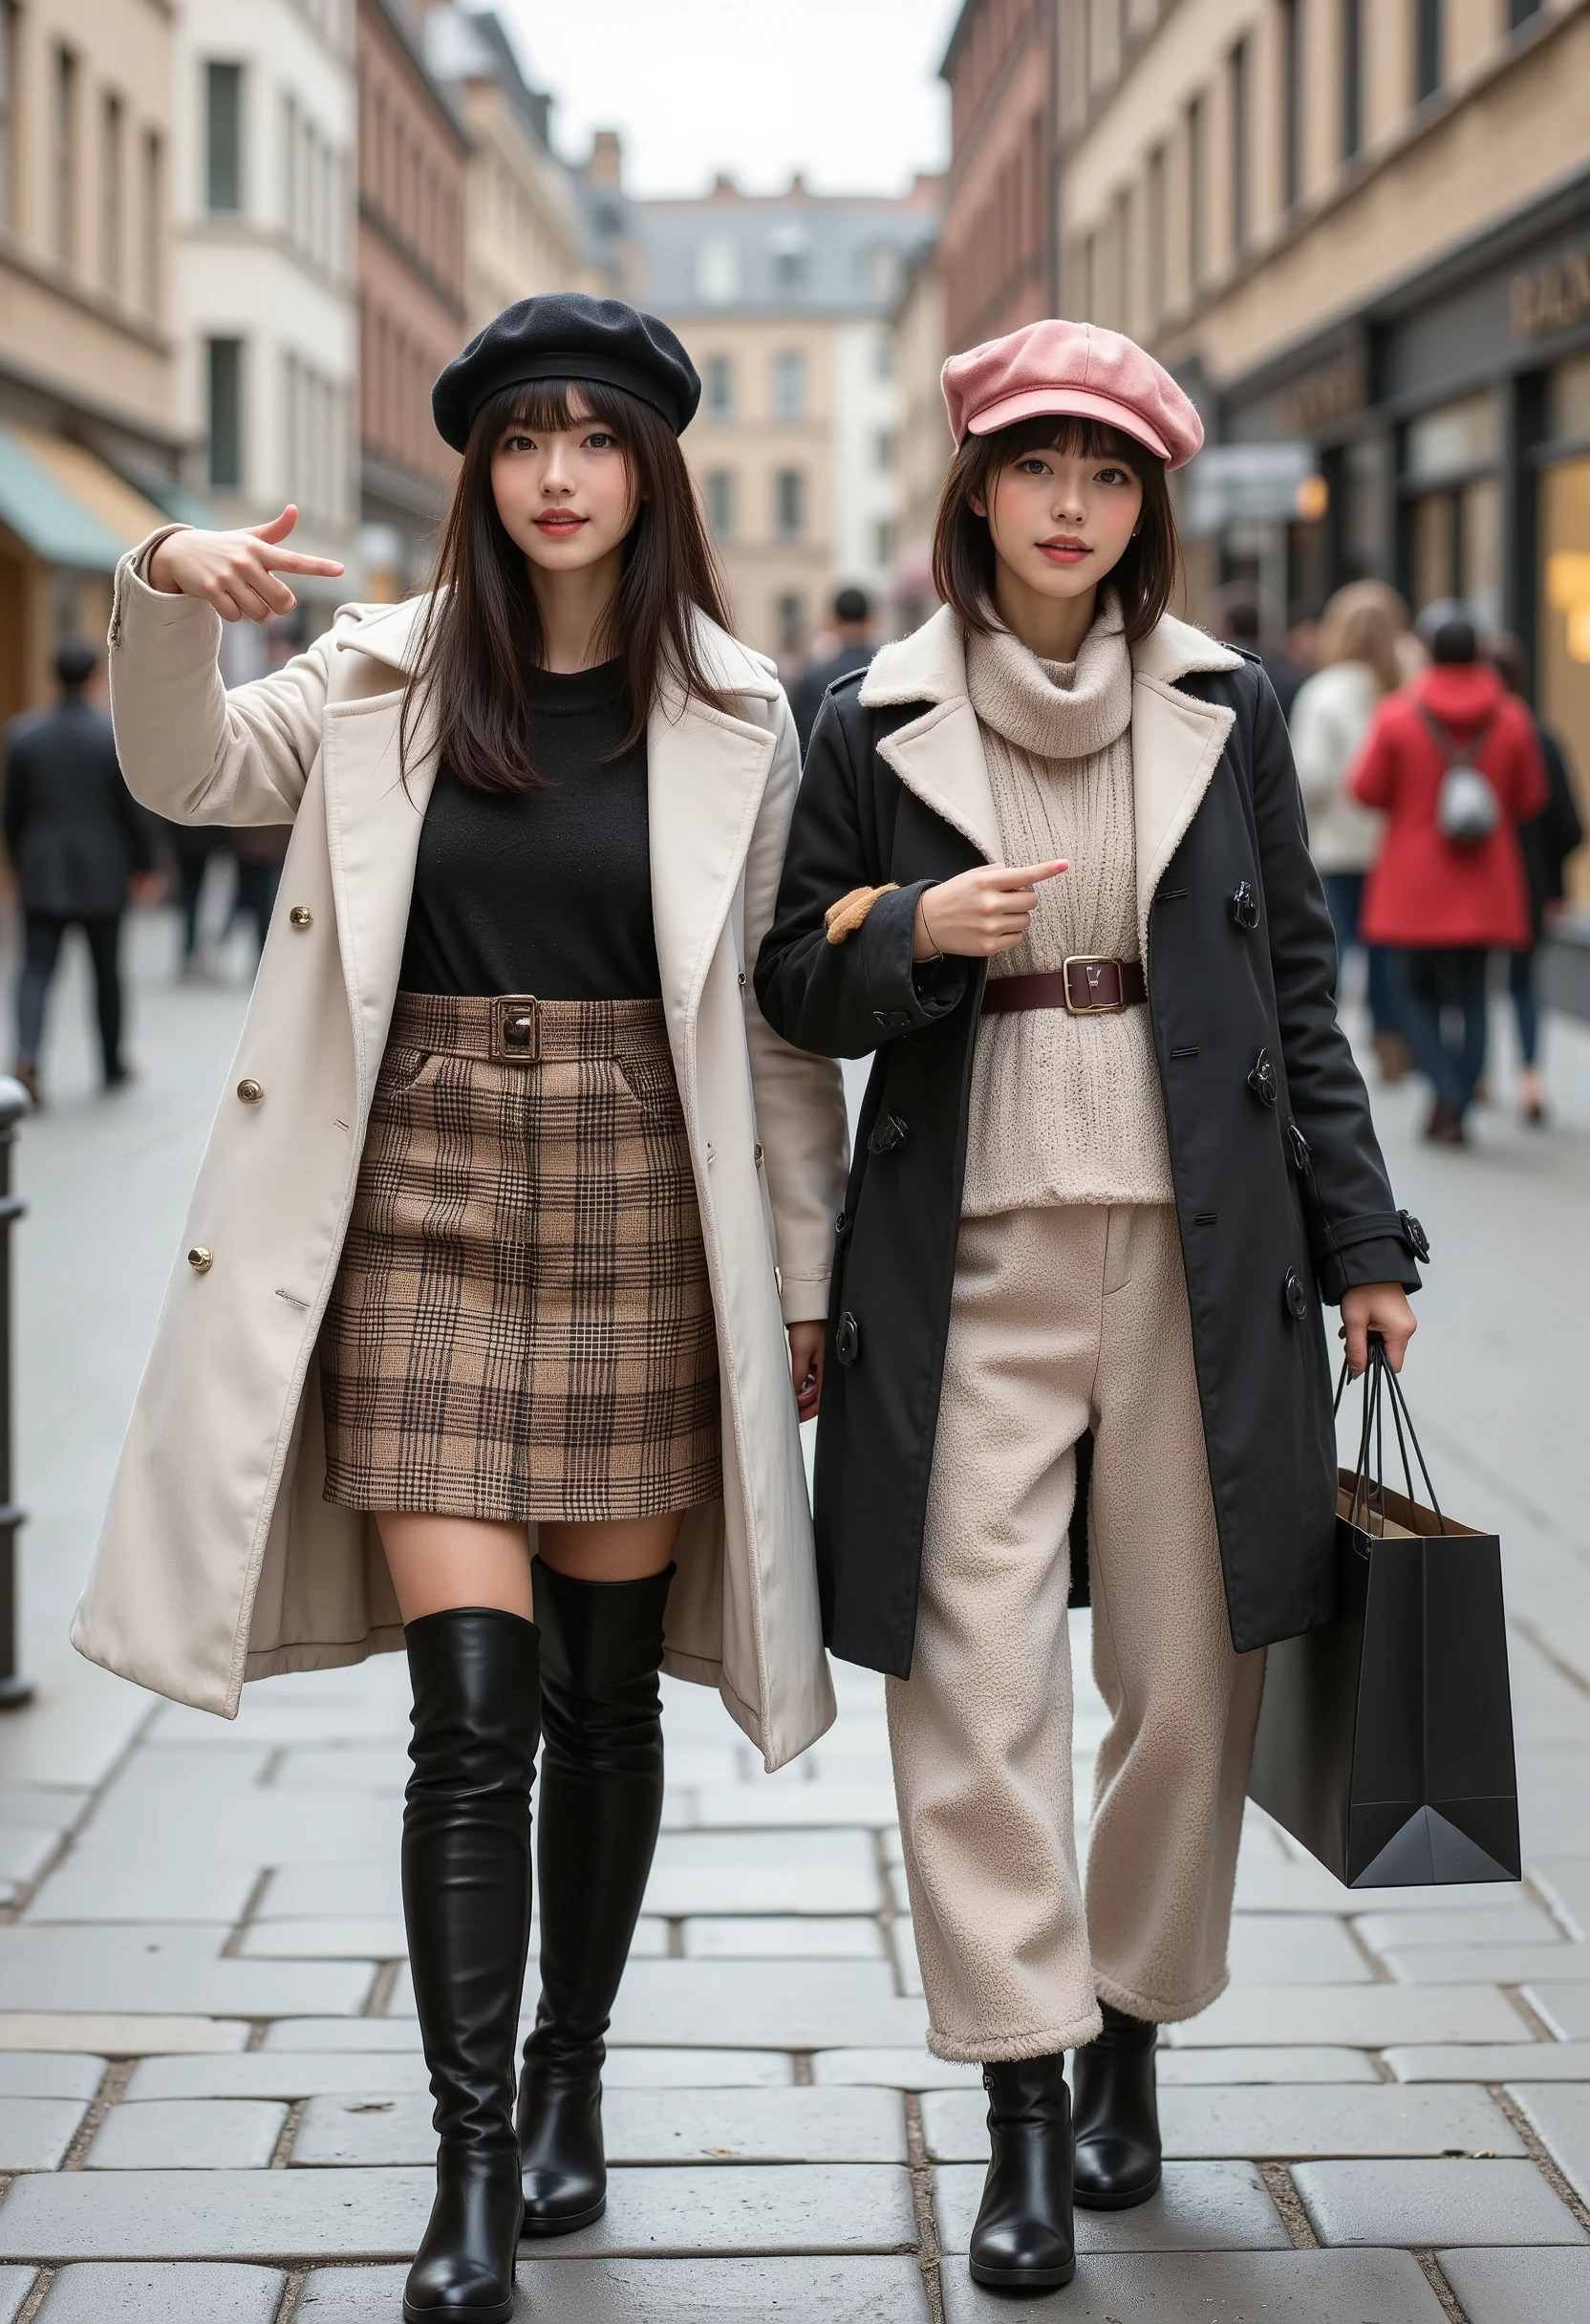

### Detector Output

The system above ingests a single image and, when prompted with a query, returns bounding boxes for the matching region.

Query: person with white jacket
[1288,581,1409,1079]
[75,294,847,2324]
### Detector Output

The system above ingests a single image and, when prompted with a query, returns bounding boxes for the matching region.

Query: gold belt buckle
[1063,957,1124,1016]
[491,996,541,1063]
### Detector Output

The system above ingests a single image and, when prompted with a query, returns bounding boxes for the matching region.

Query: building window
[99,95,122,296]
[873,429,897,474]
[776,592,806,656]
[1414,0,1442,103]
[772,351,806,421]
[704,355,732,418]
[206,61,245,214]
[1280,0,1301,212]
[874,518,898,567]
[207,336,244,491]
[53,47,77,266]
[873,331,895,380]
[769,226,808,293]
[705,469,735,539]
[1341,0,1364,161]
[141,132,163,316]
[1187,94,1206,290]
[775,468,806,539]
[1228,38,1250,260]
[1147,143,1167,324]
[0,4,17,233]
[696,235,741,305]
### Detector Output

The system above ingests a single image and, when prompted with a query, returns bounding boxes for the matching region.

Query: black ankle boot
[968,2054,1076,2292]
[1071,2000,1162,2209]
[401,1608,539,2324]
[517,1559,673,2235]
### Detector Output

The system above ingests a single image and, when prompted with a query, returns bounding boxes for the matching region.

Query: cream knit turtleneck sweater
[960,600,1174,1216]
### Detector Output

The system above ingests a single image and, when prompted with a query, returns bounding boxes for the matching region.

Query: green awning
[0,425,145,570]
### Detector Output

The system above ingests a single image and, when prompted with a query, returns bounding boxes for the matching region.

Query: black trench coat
[755,608,1424,1678]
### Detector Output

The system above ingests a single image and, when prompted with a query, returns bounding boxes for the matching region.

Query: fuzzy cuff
[824,882,899,944]
[926,2008,1104,2065]
[1092,1962,1230,2029]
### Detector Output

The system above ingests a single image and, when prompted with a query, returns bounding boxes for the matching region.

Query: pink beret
[941,318,1204,471]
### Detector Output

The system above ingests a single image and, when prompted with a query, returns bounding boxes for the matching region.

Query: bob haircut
[931,414,1180,647]
[404,376,734,793]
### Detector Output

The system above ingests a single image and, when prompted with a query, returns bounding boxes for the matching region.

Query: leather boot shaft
[968,2052,1076,2292]
[519,1560,672,2234]
[1071,1999,1162,2209]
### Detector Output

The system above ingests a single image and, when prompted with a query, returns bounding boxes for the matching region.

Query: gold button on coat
[187,1246,214,1274]
[753,1143,763,1166]
[289,906,312,929]
[237,1078,263,1104]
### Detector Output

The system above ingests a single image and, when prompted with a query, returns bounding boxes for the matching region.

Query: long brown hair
[931,415,1180,646]
[402,377,734,793]
[1317,579,1407,698]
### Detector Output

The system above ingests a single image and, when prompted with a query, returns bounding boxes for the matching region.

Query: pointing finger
[249,506,300,545]
[999,859,1068,886]
[263,550,346,578]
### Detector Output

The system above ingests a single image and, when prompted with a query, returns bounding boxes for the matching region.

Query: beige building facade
[0,0,182,720]
[1056,0,1590,825]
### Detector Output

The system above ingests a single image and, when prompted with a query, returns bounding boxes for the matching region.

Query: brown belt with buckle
[981,958,1148,1017]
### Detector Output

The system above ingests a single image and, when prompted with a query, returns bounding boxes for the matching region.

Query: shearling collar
[860,603,1243,712]
[335,591,783,703]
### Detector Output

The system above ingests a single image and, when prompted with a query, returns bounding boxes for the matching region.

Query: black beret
[432,293,700,450]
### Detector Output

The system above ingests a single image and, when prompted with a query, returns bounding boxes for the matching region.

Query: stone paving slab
[604,1961,929,2049]
[237,1920,407,1961]
[687,1784,900,1829]
[259,1868,404,1921]
[0,2168,437,2260]
[1437,2246,1590,2324]
[1225,1916,1373,1983]
[1353,1903,1566,1950]
[655,1859,890,1915]
[36,2261,285,2321]
[920,2082,1521,2163]
[0,1926,374,2018]
[680,1916,887,1959]
[812,2050,981,2090]
[0,2058,103,2100]
[1154,2048,1381,2085]
[87,2098,287,2170]
[0,2100,88,2172]
[1381,1943,1590,1984]
[0,2277,27,2324]
[1292,2157,1587,2246]
[934,2160,1288,2252]
[0,2016,247,2056]
[502,2164,918,2256]
[126,2053,435,2101]
[1387,2043,1590,2080]
[65,1797,402,1867]
[293,2085,908,2166]
[1171,1984,1531,2046]
[937,2248,1451,2321]
[22,1863,262,1926]
[1507,2083,1590,2206]
[1534,1860,1590,1942]
[295,2255,933,2320]
[1524,1984,1590,2040]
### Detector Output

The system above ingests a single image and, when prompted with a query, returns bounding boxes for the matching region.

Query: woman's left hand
[1340,1282,1417,1376]
[788,1322,826,1422]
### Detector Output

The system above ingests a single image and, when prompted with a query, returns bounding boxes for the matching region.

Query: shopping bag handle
[1335,1337,1447,1537]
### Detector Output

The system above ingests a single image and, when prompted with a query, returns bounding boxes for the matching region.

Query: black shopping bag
[1247,1344,1520,1888]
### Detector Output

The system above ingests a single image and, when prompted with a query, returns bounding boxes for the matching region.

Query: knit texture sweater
[961,601,1174,1215]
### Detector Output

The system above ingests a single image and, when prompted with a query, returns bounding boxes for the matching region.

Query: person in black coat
[756,320,1423,2294]
[789,586,876,756]
[4,640,158,1101]
[1487,631,1584,1126]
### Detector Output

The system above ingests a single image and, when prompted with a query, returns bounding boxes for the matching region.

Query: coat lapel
[860,609,1000,863]
[1129,616,1244,962]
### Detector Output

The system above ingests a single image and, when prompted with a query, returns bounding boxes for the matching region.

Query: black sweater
[400,659,658,1000]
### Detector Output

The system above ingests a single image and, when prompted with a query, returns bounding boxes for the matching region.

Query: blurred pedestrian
[1486,631,1583,1126]
[227,824,291,964]
[1208,586,1310,720]
[1289,581,1410,1079]
[1284,599,1324,688]
[789,585,875,755]
[1351,612,1548,1144]
[3,639,159,1104]
[165,822,226,978]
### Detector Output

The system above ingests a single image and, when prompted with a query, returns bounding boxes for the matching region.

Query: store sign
[1283,360,1366,435]
[1182,442,1321,534]
[1513,249,1590,341]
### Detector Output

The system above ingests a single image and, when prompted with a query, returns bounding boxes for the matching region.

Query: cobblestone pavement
[0,908,1585,2321]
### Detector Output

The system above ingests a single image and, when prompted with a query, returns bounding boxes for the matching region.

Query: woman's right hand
[146,506,346,624]
[913,860,1068,960]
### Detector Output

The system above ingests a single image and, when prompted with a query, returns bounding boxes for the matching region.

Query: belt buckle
[491,996,541,1063]
[1063,957,1123,1015]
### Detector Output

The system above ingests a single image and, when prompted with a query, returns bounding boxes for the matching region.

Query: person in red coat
[1351,612,1547,1143]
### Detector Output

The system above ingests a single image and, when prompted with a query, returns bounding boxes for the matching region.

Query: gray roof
[632,195,938,318]
[424,6,553,152]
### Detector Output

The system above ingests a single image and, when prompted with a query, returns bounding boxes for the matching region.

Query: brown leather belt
[981,958,1148,1017]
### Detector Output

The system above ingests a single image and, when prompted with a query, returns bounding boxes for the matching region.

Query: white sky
[494,0,959,199]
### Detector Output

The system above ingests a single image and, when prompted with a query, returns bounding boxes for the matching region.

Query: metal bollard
[0,1077,32,1710]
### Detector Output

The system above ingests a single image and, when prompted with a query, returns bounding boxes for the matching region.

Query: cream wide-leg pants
[885,1201,1265,2063]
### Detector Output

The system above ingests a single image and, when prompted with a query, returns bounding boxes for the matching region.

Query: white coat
[71,543,849,1769]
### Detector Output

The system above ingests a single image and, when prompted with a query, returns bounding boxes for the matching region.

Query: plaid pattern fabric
[321,992,720,1523]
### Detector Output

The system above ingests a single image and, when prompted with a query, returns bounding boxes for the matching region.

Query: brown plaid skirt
[320,992,720,1523]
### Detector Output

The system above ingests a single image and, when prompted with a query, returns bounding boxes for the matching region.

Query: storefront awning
[0,425,177,570]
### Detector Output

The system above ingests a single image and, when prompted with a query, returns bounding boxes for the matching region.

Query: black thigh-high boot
[968,2055,1077,2292]
[517,1557,672,2234]
[402,1608,540,2324]
[1071,2000,1162,2207]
